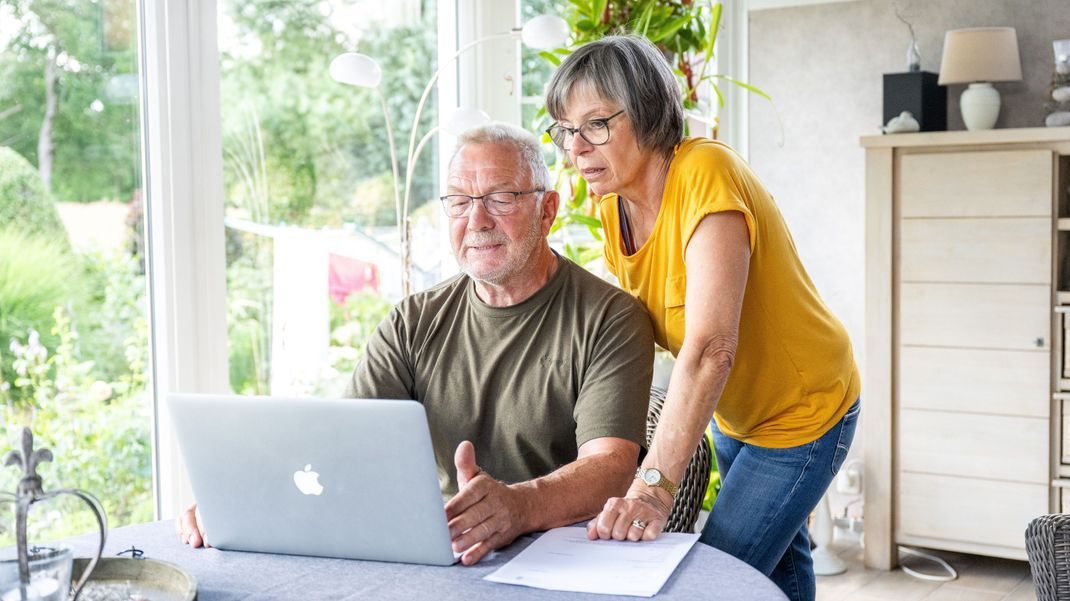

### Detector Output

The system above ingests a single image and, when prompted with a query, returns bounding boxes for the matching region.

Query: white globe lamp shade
[521,15,569,50]
[329,53,382,88]
[444,107,491,135]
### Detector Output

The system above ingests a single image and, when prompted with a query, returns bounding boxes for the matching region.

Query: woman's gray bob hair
[545,35,684,158]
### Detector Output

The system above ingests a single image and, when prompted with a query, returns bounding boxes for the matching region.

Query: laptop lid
[167,393,456,566]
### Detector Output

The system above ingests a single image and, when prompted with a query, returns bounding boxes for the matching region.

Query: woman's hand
[586,480,673,542]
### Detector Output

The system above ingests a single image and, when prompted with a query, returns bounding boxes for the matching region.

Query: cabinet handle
[1056,306,1070,314]
[1036,337,1046,347]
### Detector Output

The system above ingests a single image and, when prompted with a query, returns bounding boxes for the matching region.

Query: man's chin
[460,261,509,284]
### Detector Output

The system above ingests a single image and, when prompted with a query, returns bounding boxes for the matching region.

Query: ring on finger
[631,519,647,530]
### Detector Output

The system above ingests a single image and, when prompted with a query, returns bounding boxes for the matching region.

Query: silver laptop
[167,393,458,565]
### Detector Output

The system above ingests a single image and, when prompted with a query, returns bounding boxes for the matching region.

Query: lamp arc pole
[332,16,569,297]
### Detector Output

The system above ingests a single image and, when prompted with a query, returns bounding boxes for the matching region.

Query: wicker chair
[1025,513,1070,601]
[646,386,713,533]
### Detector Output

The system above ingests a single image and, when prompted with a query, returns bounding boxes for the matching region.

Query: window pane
[219,0,439,398]
[0,0,152,543]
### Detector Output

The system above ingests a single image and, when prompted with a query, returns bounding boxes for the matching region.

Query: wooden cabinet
[862,128,1070,569]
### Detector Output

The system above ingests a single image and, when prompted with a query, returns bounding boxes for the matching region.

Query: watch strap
[635,467,679,498]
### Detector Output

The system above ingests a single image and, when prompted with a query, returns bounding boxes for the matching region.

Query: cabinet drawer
[900,347,1048,417]
[900,409,1049,483]
[899,472,1048,551]
[900,150,1054,218]
[900,283,1050,350]
[900,218,1051,284]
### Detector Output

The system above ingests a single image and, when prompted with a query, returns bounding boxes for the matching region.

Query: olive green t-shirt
[345,255,654,496]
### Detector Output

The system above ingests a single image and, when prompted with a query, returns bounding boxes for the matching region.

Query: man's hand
[175,503,210,548]
[444,441,528,565]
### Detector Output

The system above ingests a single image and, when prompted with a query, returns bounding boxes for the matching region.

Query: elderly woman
[544,35,860,601]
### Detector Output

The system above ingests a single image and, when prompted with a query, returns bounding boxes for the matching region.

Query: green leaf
[591,0,608,24]
[586,224,604,242]
[563,242,581,263]
[634,4,654,36]
[711,81,725,107]
[568,212,602,229]
[550,217,565,235]
[705,2,723,63]
[572,177,588,209]
[711,74,772,100]
[538,50,562,67]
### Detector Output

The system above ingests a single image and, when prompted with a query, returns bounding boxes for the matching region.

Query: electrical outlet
[833,516,864,543]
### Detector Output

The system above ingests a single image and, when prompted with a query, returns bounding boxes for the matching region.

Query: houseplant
[539,0,768,268]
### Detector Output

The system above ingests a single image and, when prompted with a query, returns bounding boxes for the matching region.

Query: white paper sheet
[484,526,700,597]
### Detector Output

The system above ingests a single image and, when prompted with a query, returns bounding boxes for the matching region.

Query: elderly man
[177,123,654,565]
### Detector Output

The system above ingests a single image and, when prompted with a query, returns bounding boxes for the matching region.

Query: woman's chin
[585,181,611,197]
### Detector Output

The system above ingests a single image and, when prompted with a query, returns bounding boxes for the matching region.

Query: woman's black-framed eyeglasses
[439,189,545,218]
[546,110,625,151]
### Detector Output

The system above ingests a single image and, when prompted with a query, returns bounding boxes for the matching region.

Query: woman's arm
[587,210,751,541]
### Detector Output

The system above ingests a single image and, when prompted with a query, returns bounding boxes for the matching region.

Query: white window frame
[142,0,464,519]
[140,0,230,519]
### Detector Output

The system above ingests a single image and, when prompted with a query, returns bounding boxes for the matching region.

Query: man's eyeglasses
[546,110,625,151]
[439,189,544,218]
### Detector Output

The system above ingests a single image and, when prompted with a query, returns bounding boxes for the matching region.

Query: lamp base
[960,82,1001,130]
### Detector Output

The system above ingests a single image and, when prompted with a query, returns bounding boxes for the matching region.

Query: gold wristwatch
[635,467,679,498]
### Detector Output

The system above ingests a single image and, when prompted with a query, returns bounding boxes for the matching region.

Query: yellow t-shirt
[600,138,860,447]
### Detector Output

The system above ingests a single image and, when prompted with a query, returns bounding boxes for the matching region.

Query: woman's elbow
[683,335,738,379]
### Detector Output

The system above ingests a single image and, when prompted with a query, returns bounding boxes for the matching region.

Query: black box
[883,71,946,132]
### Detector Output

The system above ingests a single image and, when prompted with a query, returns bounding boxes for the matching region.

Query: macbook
[167,393,458,565]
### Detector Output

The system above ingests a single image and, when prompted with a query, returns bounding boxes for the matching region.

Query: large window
[0,0,152,541]
[218,0,440,398]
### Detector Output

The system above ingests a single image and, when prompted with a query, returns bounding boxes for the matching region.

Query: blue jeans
[699,399,860,601]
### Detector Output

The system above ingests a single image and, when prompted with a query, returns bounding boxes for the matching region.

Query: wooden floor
[816,539,1037,601]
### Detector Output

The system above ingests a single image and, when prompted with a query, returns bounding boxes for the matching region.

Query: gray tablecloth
[64,520,786,600]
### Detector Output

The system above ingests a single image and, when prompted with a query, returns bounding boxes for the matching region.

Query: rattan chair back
[1026,513,1070,601]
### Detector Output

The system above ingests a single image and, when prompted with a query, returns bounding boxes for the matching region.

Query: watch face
[643,469,661,485]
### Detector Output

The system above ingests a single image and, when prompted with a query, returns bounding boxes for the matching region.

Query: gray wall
[746,0,1066,514]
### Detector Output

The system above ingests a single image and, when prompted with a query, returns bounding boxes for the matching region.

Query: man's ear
[540,190,560,234]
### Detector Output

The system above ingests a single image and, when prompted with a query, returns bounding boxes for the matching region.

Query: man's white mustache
[463,233,509,247]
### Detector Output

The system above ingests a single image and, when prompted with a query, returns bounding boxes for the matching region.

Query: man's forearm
[509,448,637,534]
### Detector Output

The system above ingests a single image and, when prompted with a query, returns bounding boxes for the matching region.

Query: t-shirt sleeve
[344,306,416,400]
[598,194,620,276]
[572,296,655,449]
[678,144,758,255]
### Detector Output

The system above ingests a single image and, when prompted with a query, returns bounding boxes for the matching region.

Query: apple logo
[293,464,324,496]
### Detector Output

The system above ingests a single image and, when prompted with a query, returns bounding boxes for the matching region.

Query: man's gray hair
[545,35,684,158]
[451,122,552,190]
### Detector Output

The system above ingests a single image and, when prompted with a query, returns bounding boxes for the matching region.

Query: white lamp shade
[938,27,1022,85]
[521,15,569,50]
[444,107,491,135]
[329,53,382,88]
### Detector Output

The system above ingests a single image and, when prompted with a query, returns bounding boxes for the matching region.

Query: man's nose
[466,199,495,230]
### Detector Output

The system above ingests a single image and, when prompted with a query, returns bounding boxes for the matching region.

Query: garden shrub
[0,146,68,241]
[0,229,82,393]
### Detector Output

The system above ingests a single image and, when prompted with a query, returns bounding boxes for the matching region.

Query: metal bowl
[71,557,196,601]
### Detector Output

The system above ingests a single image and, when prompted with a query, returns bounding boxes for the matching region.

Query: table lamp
[938,27,1022,131]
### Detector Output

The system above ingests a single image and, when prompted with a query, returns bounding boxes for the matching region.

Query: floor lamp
[329,15,569,296]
